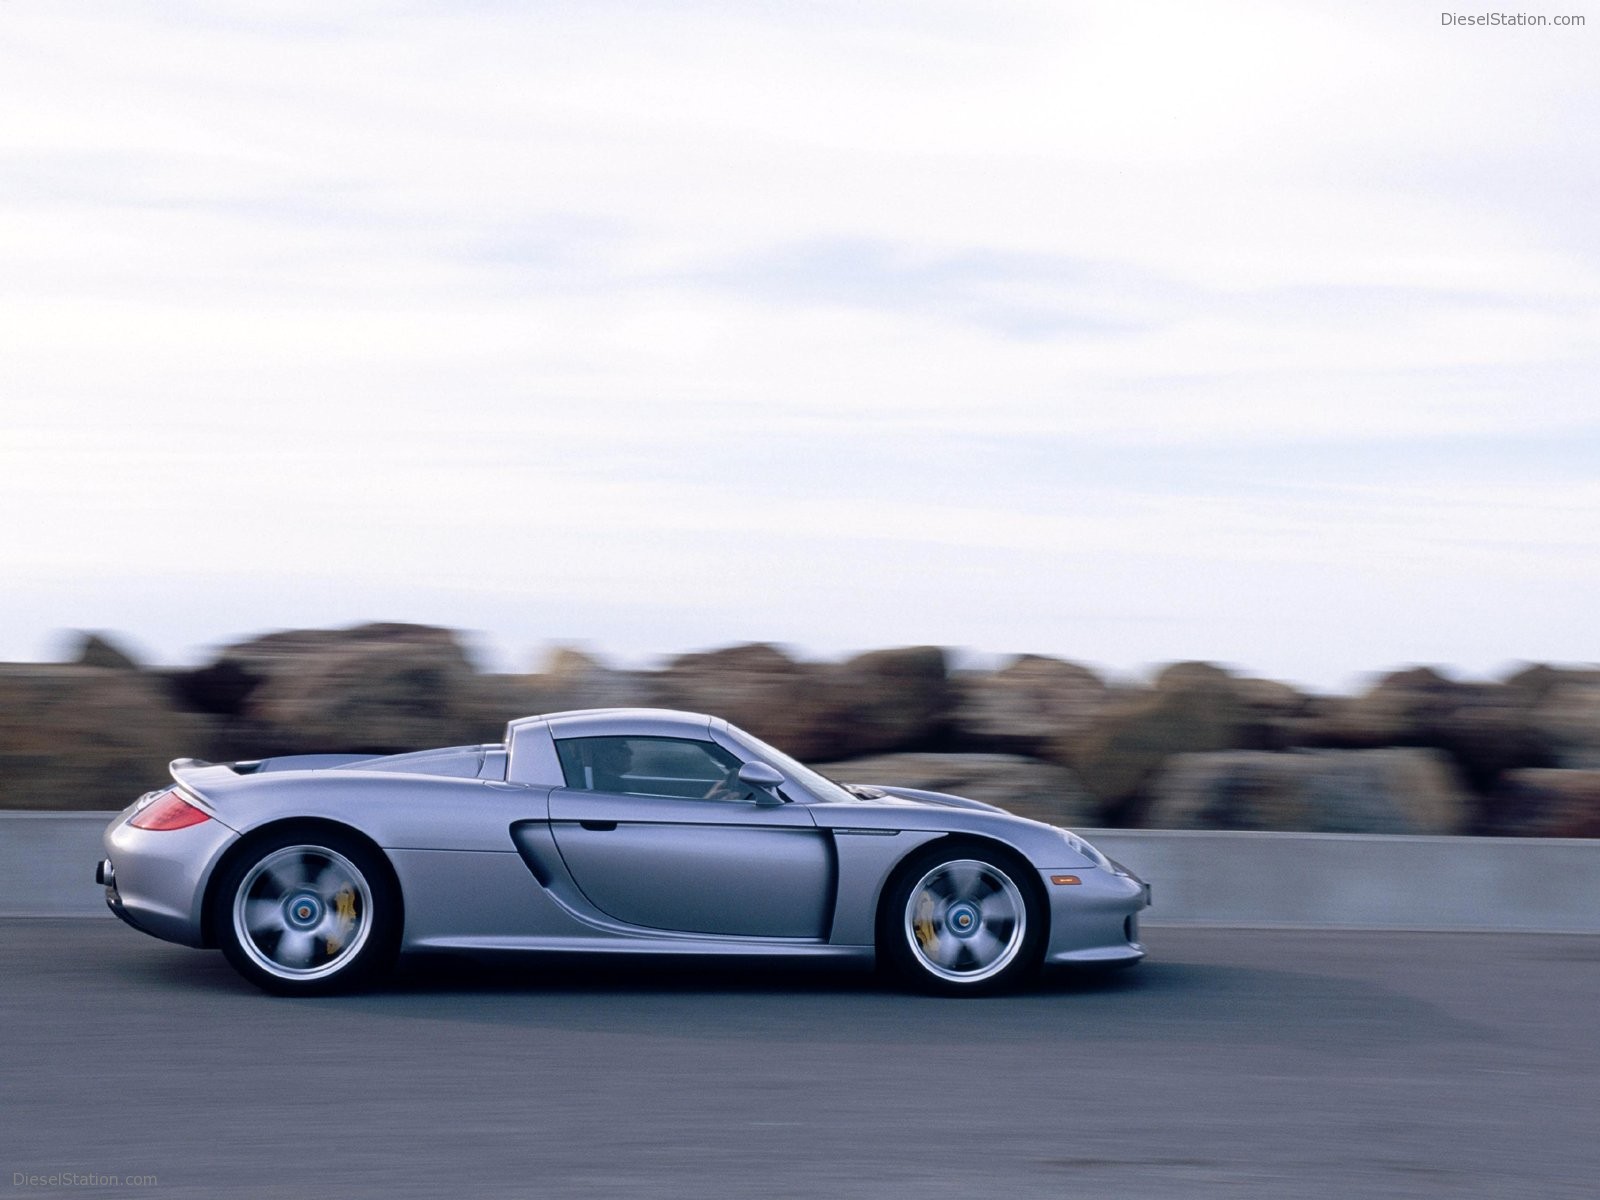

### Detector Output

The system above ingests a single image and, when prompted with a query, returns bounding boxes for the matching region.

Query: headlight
[1057,828,1110,869]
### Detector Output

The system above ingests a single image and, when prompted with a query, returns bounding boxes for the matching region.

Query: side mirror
[738,761,786,804]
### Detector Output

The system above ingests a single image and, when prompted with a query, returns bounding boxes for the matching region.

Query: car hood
[858,785,1010,814]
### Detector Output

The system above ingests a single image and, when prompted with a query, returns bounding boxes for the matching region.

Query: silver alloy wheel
[903,858,1027,984]
[232,845,374,982]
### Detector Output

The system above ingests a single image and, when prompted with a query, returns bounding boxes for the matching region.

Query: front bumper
[1039,862,1150,967]
[100,807,240,947]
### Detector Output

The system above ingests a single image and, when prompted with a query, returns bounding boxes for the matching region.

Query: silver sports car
[98,708,1149,995]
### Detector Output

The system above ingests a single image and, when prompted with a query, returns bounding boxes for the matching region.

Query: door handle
[579,820,618,832]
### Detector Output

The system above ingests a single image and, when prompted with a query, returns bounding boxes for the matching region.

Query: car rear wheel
[879,845,1043,995]
[214,829,399,996]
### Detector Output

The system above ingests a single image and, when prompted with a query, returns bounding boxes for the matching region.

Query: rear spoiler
[169,758,230,811]
[168,752,378,813]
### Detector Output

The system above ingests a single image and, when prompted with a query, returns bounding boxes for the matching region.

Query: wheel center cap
[285,892,322,929]
[947,901,980,937]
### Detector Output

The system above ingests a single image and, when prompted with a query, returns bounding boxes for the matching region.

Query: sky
[1,1,1597,690]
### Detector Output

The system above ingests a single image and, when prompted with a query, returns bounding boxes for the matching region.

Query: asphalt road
[3,921,1597,1200]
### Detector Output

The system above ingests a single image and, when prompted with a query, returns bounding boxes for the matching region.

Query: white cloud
[0,0,1595,683]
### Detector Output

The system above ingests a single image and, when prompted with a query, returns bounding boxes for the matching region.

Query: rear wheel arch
[201,818,403,949]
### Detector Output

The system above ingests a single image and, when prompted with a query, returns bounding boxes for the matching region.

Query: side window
[554,736,751,801]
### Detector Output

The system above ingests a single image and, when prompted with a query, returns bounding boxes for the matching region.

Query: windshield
[722,725,856,805]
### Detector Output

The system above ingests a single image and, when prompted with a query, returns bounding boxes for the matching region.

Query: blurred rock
[1152,661,1235,692]
[817,752,1097,827]
[1061,662,1247,821]
[651,643,949,761]
[948,655,1109,755]
[534,646,650,710]
[1306,666,1458,746]
[651,643,835,758]
[456,674,558,741]
[211,623,486,755]
[1500,662,1569,705]
[5,621,1595,835]
[1494,769,1600,838]
[1147,748,1470,834]
[1228,676,1329,750]
[464,648,653,739]
[72,631,141,671]
[1528,670,1600,769]
[166,658,258,718]
[1300,667,1556,807]
[1434,702,1557,820]
[832,645,950,757]
[0,666,207,809]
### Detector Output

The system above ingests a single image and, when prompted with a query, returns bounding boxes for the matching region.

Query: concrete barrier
[1079,828,1600,933]
[1,812,120,917]
[3,813,1598,931]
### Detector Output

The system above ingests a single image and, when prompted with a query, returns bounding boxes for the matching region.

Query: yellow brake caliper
[913,892,937,953]
[325,886,357,955]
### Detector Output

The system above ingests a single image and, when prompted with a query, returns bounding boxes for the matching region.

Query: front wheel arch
[874,835,1048,995]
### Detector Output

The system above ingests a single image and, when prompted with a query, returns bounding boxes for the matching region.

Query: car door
[547,734,834,939]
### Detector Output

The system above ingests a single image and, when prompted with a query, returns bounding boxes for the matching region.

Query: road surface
[3,920,1596,1198]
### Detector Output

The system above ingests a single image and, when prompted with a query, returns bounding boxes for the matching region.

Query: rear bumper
[98,858,161,939]
[100,807,239,947]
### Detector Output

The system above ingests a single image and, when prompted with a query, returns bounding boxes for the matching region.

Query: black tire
[878,842,1045,996]
[212,826,400,996]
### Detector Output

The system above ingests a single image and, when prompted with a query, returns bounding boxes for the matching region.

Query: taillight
[129,791,212,831]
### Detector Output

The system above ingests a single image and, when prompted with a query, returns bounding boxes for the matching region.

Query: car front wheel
[880,845,1044,995]
[214,830,399,996]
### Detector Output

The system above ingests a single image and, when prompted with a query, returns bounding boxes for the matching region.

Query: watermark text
[12,1173,158,1189]
[1442,11,1586,24]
